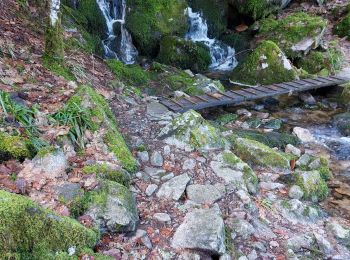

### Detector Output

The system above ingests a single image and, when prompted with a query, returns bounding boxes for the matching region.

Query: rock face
[0,190,98,257]
[295,171,328,201]
[156,173,190,200]
[230,41,298,85]
[171,208,226,255]
[85,182,139,233]
[210,151,258,193]
[159,110,225,151]
[232,138,291,169]
[258,12,328,58]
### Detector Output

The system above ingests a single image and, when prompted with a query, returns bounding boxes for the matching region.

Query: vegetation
[334,9,350,39]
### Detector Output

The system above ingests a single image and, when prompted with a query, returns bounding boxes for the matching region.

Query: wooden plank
[301,78,322,85]
[183,96,197,104]
[232,90,250,98]
[206,93,222,100]
[242,88,259,95]
[195,95,210,102]
[274,83,297,90]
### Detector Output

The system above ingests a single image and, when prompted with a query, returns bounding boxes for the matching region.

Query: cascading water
[96,0,138,64]
[185,7,238,71]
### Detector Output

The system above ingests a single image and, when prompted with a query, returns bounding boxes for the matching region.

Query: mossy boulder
[125,0,188,56]
[334,12,350,39]
[159,110,225,151]
[340,82,350,104]
[232,137,291,169]
[228,129,300,149]
[0,132,32,162]
[0,190,98,258]
[84,181,139,233]
[258,12,328,58]
[230,40,298,85]
[157,36,211,72]
[295,170,328,201]
[295,44,343,75]
[333,112,350,136]
[189,0,228,38]
[54,85,137,172]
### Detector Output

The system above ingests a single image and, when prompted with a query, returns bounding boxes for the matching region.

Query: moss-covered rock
[228,129,300,149]
[258,12,328,58]
[340,82,350,104]
[295,43,343,75]
[189,0,228,38]
[295,170,328,201]
[232,137,291,169]
[334,112,350,136]
[0,132,32,162]
[54,85,137,172]
[0,190,98,258]
[159,110,225,151]
[230,40,299,85]
[334,12,350,39]
[125,0,188,56]
[157,36,211,72]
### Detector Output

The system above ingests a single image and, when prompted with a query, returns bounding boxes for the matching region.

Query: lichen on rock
[230,40,299,85]
[295,170,329,201]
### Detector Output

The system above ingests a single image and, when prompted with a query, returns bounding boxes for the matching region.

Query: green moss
[281,199,292,209]
[44,15,64,63]
[295,171,328,201]
[243,165,259,188]
[233,137,290,169]
[107,60,150,87]
[334,12,350,39]
[82,163,130,187]
[0,190,98,258]
[215,113,238,126]
[125,0,188,56]
[228,129,300,149]
[230,40,298,85]
[258,12,328,58]
[0,132,31,162]
[223,151,241,165]
[157,36,211,72]
[189,0,228,37]
[231,0,277,20]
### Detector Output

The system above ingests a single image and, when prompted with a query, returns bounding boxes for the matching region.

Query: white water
[185,7,238,71]
[96,0,138,64]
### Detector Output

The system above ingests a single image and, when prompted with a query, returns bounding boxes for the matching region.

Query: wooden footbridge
[159,75,349,113]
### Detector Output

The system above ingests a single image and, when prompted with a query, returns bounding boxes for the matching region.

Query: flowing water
[185,7,238,71]
[96,0,138,64]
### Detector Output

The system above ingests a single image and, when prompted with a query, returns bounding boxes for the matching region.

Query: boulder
[292,127,315,143]
[156,173,190,200]
[157,36,211,72]
[210,151,258,193]
[258,12,327,58]
[0,190,98,258]
[230,41,298,85]
[158,110,225,151]
[295,170,328,201]
[171,208,226,255]
[85,181,139,233]
[232,138,291,169]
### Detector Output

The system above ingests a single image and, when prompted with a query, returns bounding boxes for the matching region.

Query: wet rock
[186,184,223,204]
[285,144,301,157]
[171,208,226,255]
[295,170,328,201]
[150,151,163,167]
[159,110,225,151]
[288,185,304,200]
[293,127,315,143]
[145,184,158,196]
[137,151,149,162]
[154,213,171,222]
[210,151,258,193]
[85,182,139,233]
[157,173,190,200]
[232,138,290,169]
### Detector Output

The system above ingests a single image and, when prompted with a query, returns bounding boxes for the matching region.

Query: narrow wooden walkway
[159,75,348,113]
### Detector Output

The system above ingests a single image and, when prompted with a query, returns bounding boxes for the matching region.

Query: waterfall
[185,7,238,71]
[96,0,138,64]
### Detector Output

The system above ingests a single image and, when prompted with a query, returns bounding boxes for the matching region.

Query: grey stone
[314,232,333,255]
[171,208,226,255]
[145,184,158,196]
[293,127,315,143]
[161,173,175,181]
[220,254,232,260]
[182,159,196,170]
[55,183,82,202]
[251,219,277,240]
[247,249,258,260]
[157,173,190,200]
[85,182,139,233]
[288,185,304,200]
[137,151,149,162]
[285,144,301,157]
[147,102,171,120]
[232,219,255,239]
[299,92,316,105]
[236,189,251,204]
[150,151,163,167]
[154,213,171,222]
[163,145,171,156]
[186,184,223,204]
[327,222,350,240]
[308,158,321,170]
[259,182,285,190]
[286,234,314,251]
[144,166,166,177]
[296,154,313,167]
[253,242,267,252]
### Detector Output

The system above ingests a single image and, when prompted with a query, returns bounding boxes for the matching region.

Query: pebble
[150,151,163,167]
[154,213,171,222]
[269,241,279,248]
[145,184,158,196]
[163,145,171,156]
[137,151,149,162]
